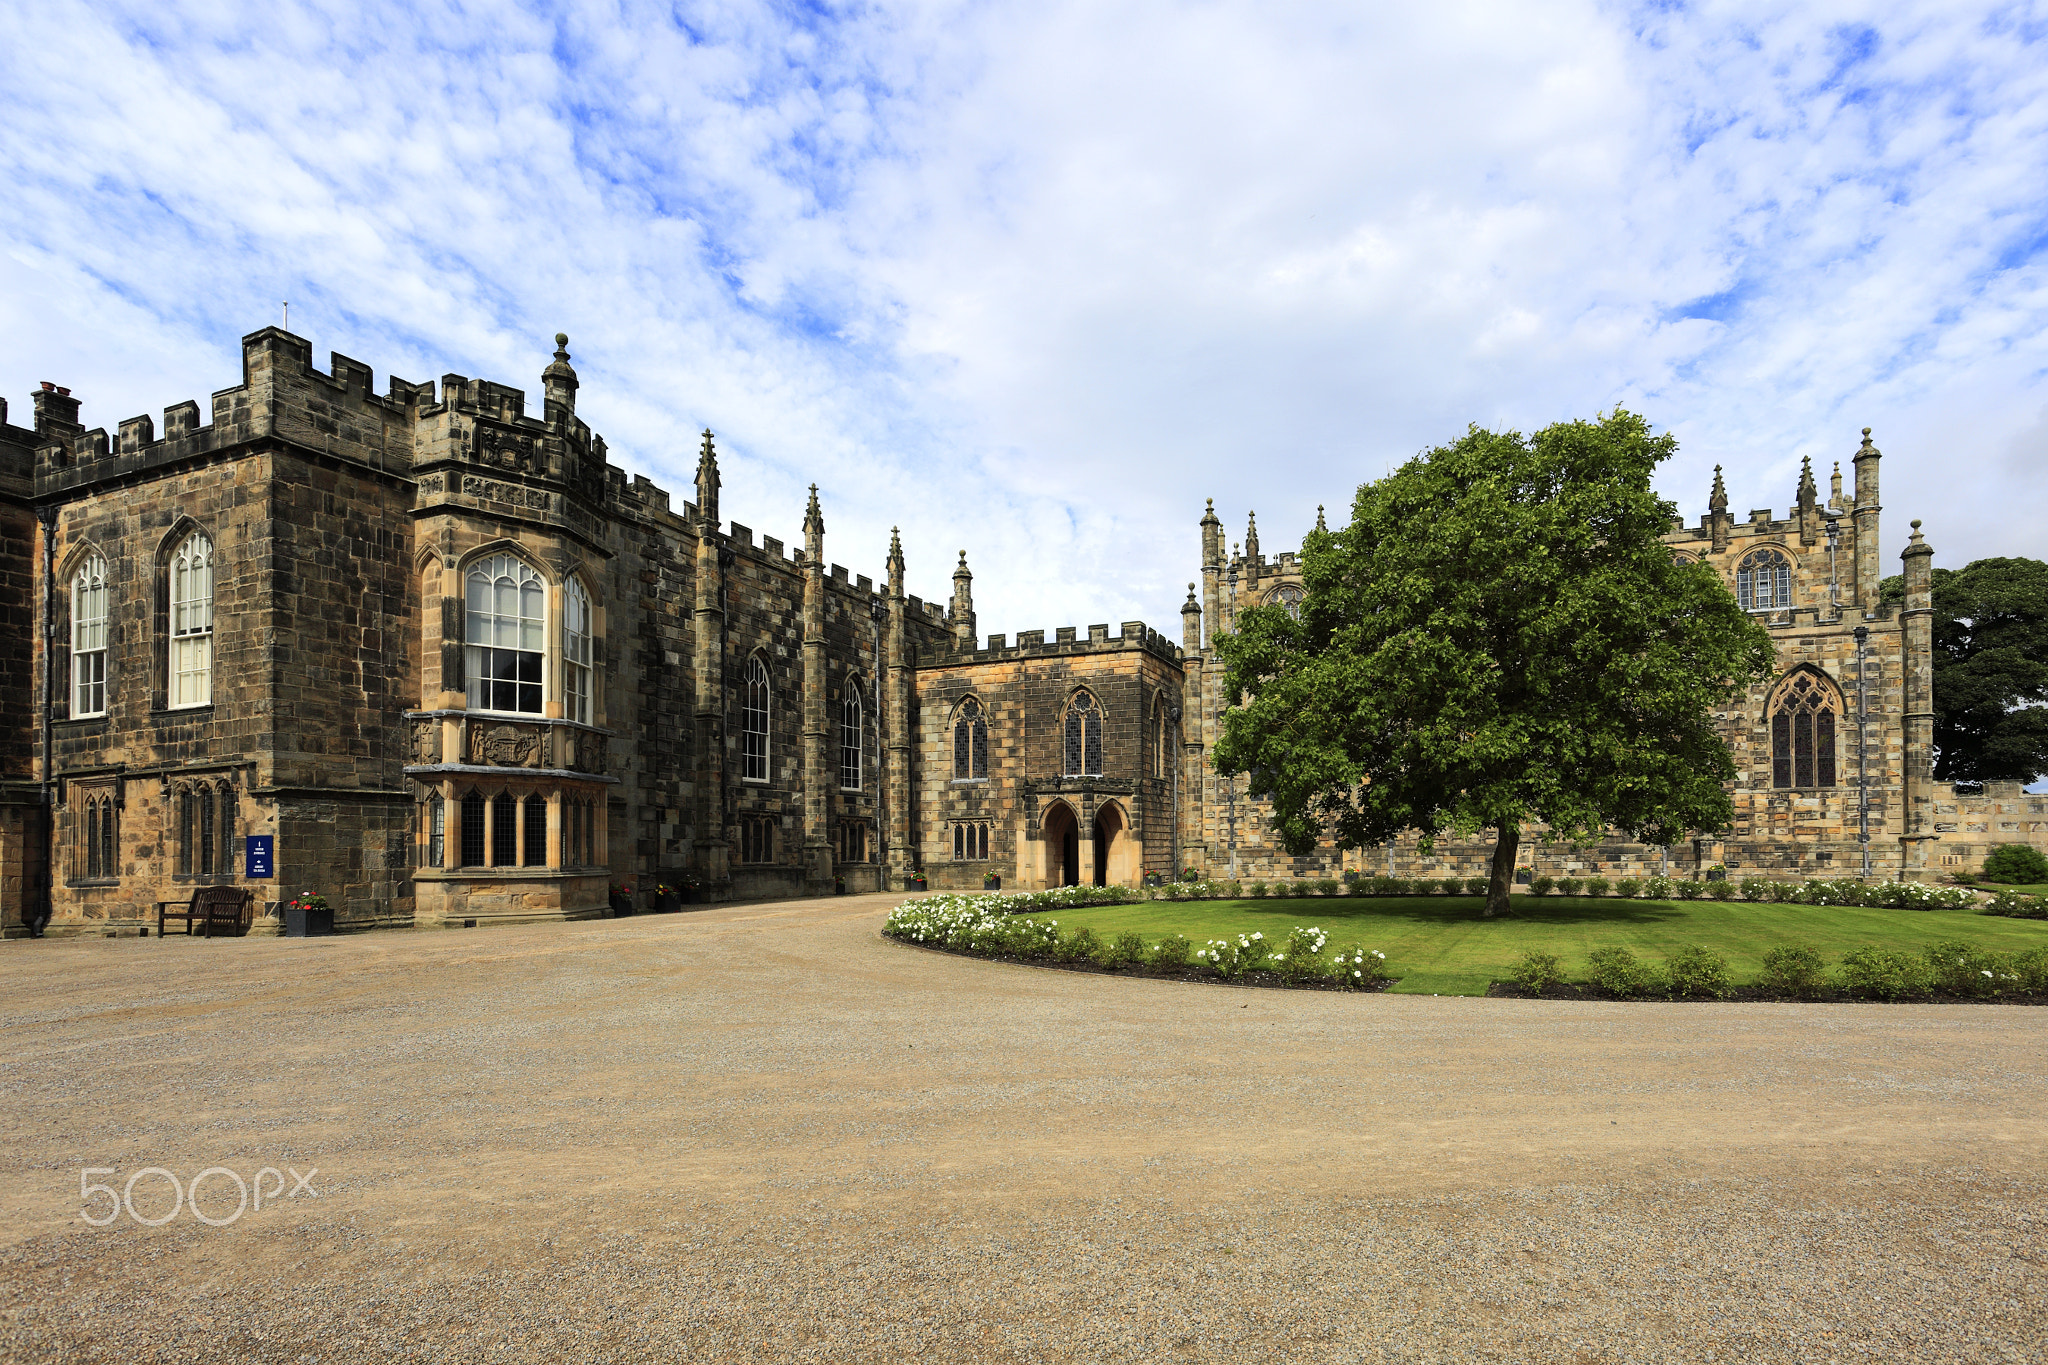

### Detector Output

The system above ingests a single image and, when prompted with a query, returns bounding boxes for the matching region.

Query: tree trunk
[1485,823,1520,917]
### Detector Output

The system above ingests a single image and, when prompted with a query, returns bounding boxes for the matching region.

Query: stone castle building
[0,327,2039,935]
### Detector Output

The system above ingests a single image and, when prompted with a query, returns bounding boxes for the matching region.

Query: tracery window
[953,698,989,781]
[170,533,214,708]
[840,687,863,790]
[73,554,109,716]
[739,813,775,864]
[466,554,546,714]
[839,820,870,864]
[953,820,990,861]
[1267,584,1304,620]
[175,784,231,876]
[81,790,117,880]
[1771,670,1839,789]
[563,577,593,725]
[741,657,770,783]
[1063,691,1102,777]
[1737,548,1792,612]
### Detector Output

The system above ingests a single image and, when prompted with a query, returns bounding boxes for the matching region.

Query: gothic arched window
[953,698,988,781]
[466,554,546,714]
[1737,548,1792,612]
[73,554,109,717]
[563,577,593,725]
[1771,670,1840,789]
[170,532,214,708]
[83,791,117,880]
[424,794,445,870]
[1063,691,1103,777]
[1267,584,1304,620]
[741,656,770,782]
[460,791,487,867]
[492,791,518,866]
[523,793,548,866]
[840,686,864,790]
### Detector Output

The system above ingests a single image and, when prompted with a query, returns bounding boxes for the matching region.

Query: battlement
[956,620,1181,665]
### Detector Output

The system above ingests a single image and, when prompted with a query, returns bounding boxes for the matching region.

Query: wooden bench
[156,887,254,939]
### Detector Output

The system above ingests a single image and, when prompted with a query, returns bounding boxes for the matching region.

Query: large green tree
[1213,411,1777,917]
[1880,557,2048,782]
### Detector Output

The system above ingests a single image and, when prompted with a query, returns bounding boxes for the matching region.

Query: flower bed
[884,895,1394,990]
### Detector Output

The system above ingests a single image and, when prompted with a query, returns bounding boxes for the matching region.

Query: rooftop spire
[1796,455,1818,511]
[1244,510,1260,560]
[694,429,720,528]
[1314,504,1328,533]
[542,332,578,413]
[1709,464,1727,514]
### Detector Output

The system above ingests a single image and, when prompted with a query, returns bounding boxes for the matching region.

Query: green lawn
[1983,883,2048,896]
[1035,896,2048,996]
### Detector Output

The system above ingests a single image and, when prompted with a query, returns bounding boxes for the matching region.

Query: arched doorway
[1041,801,1080,887]
[1092,803,1125,887]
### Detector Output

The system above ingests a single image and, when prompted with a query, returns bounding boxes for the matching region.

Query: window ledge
[950,777,989,785]
[65,879,121,889]
[154,705,216,718]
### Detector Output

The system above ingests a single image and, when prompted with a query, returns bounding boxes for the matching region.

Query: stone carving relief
[574,731,608,775]
[410,718,441,764]
[475,424,540,471]
[416,473,445,495]
[469,723,544,768]
[460,475,552,510]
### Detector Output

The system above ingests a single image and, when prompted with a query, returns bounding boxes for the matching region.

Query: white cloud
[0,0,2043,634]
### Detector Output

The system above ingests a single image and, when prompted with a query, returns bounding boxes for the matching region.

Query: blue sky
[3,0,2045,632]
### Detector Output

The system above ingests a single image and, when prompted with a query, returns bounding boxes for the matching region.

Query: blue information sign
[246,835,274,879]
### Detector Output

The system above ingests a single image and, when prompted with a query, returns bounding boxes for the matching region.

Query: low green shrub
[1464,876,1490,896]
[1056,925,1101,964]
[1283,880,1305,898]
[1225,882,1244,900]
[1557,877,1583,896]
[1098,931,1148,970]
[1511,949,1564,995]
[1738,877,1772,902]
[1837,946,1930,1001]
[1529,875,1555,897]
[1247,881,1268,899]
[1588,945,1658,999]
[1984,889,2048,919]
[2014,946,2048,995]
[1759,943,1827,998]
[1643,875,1674,900]
[1922,939,2013,998]
[1195,931,1270,979]
[1769,879,1801,904]
[1707,879,1736,901]
[1150,933,1194,969]
[1674,879,1706,901]
[1585,877,1611,897]
[1665,944,1734,999]
[1614,877,1642,899]
[1329,945,1389,988]
[1315,878,1340,896]
[1275,925,1330,983]
[1984,843,2048,884]
[1439,876,1464,895]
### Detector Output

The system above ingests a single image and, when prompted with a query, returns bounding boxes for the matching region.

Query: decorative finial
[555,332,568,348]
[1314,503,1328,533]
[1911,518,1922,529]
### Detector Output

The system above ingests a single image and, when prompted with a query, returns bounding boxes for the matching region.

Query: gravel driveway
[2,894,2043,1362]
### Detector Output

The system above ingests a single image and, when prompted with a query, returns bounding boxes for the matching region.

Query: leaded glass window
[953,699,988,780]
[741,657,770,782]
[840,688,863,790]
[1063,692,1102,777]
[460,792,486,867]
[73,554,108,716]
[564,577,593,725]
[465,555,546,714]
[1737,549,1792,612]
[170,533,214,708]
[1771,670,1839,789]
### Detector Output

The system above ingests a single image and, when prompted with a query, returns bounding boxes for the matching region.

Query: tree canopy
[1212,411,1777,916]
[1880,556,2048,783]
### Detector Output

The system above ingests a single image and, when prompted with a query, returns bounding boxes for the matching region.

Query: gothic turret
[1244,510,1261,590]
[1852,427,1882,609]
[541,333,577,416]
[1709,465,1730,552]
[1181,581,1203,653]
[1829,461,1844,512]
[694,429,720,530]
[951,549,976,651]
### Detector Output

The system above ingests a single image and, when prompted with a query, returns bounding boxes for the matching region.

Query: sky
[2,0,2045,635]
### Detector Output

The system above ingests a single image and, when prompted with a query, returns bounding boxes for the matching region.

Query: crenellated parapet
[927,621,1183,669]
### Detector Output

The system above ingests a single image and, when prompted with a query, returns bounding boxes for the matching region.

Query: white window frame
[170,533,214,709]
[564,577,593,725]
[465,554,547,715]
[72,554,109,717]
[741,657,770,783]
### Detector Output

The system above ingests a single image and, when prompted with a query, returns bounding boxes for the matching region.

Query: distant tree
[1880,557,2048,783]
[1213,411,1777,917]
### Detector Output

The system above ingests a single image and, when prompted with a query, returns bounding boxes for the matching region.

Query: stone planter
[608,893,635,917]
[983,877,1002,891]
[655,891,681,913]
[285,906,334,938]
